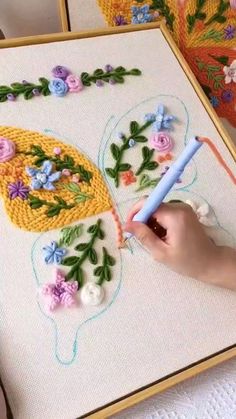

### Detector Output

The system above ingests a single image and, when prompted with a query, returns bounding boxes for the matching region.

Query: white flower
[223,60,236,84]
[80,282,104,306]
[185,200,216,227]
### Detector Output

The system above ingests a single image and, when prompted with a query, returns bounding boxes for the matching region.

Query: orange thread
[199,137,236,184]
[111,207,124,248]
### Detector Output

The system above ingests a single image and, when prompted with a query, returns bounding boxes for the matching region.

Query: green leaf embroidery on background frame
[22,145,92,183]
[150,0,175,30]
[209,54,229,66]
[205,0,229,25]
[62,219,105,286]
[187,0,206,33]
[195,58,224,90]
[63,182,94,203]
[200,29,224,42]
[28,194,75,217]
[136,146,159,176]
[136,174,160,192]
[94,247,116,285]
[59,224,83,247]
[105,120,152,187]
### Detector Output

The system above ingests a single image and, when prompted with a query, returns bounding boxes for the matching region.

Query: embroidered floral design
[48,78,69,97]
[121,170,137,186]
[136,173,160,192]
[223,60,236,83]
[145,104,176,132]
[52,65,70,80]
[224,24,236,39]
[131,5,152,24]
[65,75,83,93]
[26,160,61,191]
[157,153,173,163]
[186,200,216,226]
[210,95,220,108]
[150,132,174,152]
[41,268,78,311]
[94,247,115,285]
[0,137,15,162]
[53,147,61,155]
[221,89,234,102]
[8,181,29,200]
[230,0,236,9]
[42,241,67,264]
[114,15,127,25]
[136,146,158,176]
[80,282,104,306]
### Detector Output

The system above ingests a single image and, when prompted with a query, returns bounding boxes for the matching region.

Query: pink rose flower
[53,147,61,155]
[0,137,15,163]
[150,132,173,152]
[62,169,71,176]
[65,75,84,93]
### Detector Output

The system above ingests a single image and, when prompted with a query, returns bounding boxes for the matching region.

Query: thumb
[124,221,166,257]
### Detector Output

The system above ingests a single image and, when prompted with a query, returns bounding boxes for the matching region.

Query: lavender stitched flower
[41,268,78,311]
[224,24,236,40]
[52,65,70,79]
[8,180,29,200]
[221,89,234,102]
[131,5,153,24]
[42,241,67,264]
[48,78,69,97]
[26,160,61,191]
[114,15,127,25]
[145,104,176,131]
[105,64,114,73]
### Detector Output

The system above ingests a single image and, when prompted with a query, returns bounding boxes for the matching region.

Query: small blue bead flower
[131,5,153,24]
[145,104,176,132]
[117,132,125,139]
[129,138,136,147]
[210,96,219,108]
[42,241,67,264]
[26,160,61,191]
[48,78,69,97]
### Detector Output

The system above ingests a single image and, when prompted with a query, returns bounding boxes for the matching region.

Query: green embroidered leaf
[11,82,25,90]
[105,168,116,178]
[74,267,84,286]
[87,224,97,234]
[59,224,83,247]
[136,147,158,176]
[134,135,147,142]
[39,77,49,86]
[130,121,139,135]
[110,143,120,160]
[63,182,81,194]
[106,255,115,266]
[97,228,105,240]
[135,174,160,192]
[74,193,93,203]
[113,75,124,83]
[88,248,98,265]
[129,68,142,76]
[66,266,78,280]
[118,163,131,172]
[145,161,158,170]
[93,69,104,76]
[215,15,226,23]
[142,146,152,160]
[0,85,11,92]
[94,247,115,285]
[46,206,61,217]
[115,66,126,73]
[94,266,103,276]
[75,243,88,251]
[201,84,212,97]
[62,256,79,266]
[104,266,111,281]
[0,96,7,102]
[54,196,67,206]
[24,90,34,100]
[209,55,229,66]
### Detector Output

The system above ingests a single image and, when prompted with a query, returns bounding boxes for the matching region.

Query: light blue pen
[126,136,203,239]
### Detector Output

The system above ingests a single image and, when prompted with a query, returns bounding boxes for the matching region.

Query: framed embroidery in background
[0,23,235,419]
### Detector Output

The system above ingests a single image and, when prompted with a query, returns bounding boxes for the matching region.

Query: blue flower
[48,78,69,97]
[145,104,176,131]
[131,5,153,24]
[210,96,219,108]
[42,241,67,264]
[26,160,61,191]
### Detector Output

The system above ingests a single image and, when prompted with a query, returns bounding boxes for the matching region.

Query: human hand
[124,199,236,290]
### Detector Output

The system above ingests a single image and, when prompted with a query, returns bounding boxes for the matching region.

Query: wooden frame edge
[58,0,70,32]
[0,22,235,417]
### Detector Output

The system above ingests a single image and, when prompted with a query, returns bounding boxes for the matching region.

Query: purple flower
[210,95,219,108]
[109,78,116,85]
[221,89,234,102]
[114,15,127,26]
[22,80,29,85]
[105,64,113,72]
[52,65,70,79]
[224,25,236,40]
[7,93,16,101]
[41,269,78,311]
[33,88,40,96]
[8,180,29,200]
[96,80,104,87]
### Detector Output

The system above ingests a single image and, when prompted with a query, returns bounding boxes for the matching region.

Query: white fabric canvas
[0,29,235,418]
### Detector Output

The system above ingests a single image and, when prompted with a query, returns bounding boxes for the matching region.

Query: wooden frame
[0,22,235,418]
[58,0,70,32]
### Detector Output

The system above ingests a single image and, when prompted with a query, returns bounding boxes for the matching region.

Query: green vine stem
[136,174,160,192]
[28,194,75,217]
[205,0,229,25]
[200,29,223,42]
[59,224,83,247]
[135,146,159,176]
[105,120,152,187]
[150,0,175,30]
[62,219,104,286]
[187,0,206,33]
[195,58,224,90]
[0,78,50,102]
[81,66,141,85]
[21,145,92,183]
[63,182,94,203]
[94,247,116,285]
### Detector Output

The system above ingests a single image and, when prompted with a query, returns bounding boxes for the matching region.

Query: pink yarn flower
[65,75,84,93]
[41,269,78,311]
[0,137,15,163]
[53,147,61,155]
[230,0,236,9]
[62,168,71,176]
[150,132,173,152]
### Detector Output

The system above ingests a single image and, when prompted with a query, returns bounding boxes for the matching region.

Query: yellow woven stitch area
[97,0,152,26]
[0,126,112,232]
[182,0,236,48]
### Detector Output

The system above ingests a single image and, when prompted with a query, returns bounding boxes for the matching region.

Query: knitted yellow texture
[97,0,152,25]
[0,126,112,232]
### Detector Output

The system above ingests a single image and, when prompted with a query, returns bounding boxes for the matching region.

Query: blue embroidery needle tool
[125,136,203,240]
